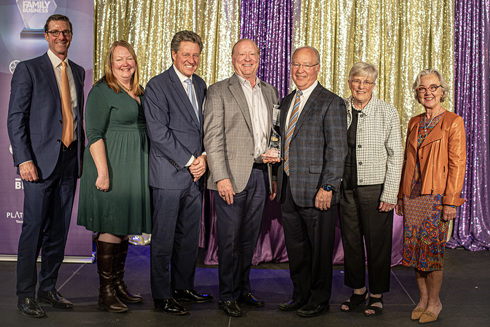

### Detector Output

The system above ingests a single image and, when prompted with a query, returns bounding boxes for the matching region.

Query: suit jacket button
[57,139,61,143]
[59,120,62,124]
[359,161,362,165]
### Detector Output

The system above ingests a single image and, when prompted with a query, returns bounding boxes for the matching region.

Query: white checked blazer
[344,95,404,204]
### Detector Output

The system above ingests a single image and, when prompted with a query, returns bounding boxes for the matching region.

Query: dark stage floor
[0,246,488,327]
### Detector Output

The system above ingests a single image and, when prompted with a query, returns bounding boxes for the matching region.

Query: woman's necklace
[423,105,443,136]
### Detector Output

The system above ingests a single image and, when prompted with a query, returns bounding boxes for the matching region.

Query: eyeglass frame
[350,79,375,87]
[291,62,319,70]
[46,30,72,37]
[416,84,442,93]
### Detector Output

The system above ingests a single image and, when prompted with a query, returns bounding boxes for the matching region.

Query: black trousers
[17,143,78,298]
[215,168,267,301]
[281,174,336,306]
[150,183,202,300]
[339,184,393,294]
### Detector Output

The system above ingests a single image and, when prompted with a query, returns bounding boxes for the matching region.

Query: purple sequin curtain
[240,0,293,98]
[448,0,490,250]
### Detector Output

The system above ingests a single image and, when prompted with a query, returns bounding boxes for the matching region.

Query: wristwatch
[322,184,333,192]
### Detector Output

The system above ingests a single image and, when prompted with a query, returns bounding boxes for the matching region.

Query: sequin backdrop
[240,0,293,98]
[94,0,240,86]
[447,0,490,250]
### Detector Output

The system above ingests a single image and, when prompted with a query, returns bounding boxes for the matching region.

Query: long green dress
[77,80,151,235]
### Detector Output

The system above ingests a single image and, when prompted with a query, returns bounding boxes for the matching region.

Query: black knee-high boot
[96,240,129,312]
[113,239,143,303]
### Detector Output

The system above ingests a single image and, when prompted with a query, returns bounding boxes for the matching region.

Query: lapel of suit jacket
[291,83,323,142]
[260,81,274,132]
[228,74,253,132]
[41,53,61,104]
[193,75,204,132]
[169,66,200,129]
[280,92,295,147]
[68,60,83,114]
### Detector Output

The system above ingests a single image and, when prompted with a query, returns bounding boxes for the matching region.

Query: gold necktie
[61,61,73,147]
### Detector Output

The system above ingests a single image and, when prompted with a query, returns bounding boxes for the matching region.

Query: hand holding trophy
[262,128,281,164]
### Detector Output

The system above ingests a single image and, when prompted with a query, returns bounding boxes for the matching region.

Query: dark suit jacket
[277,82,347,207]
[7,53,85,178]
[144,66,206,190]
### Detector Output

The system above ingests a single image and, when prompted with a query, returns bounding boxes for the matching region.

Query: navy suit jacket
[277,83,348,207]
[7,52,85,179]
[144,66,207,189]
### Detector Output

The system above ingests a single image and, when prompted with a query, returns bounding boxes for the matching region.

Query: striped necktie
[61,61,73,147]
[185,78,199,121]
[284,90,302,176]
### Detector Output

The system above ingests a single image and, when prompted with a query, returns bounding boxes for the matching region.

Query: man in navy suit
[144,30,212,316]
[7,15,85,318]
[275,46,347,317]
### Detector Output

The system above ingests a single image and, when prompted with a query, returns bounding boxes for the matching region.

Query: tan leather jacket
[398,111,466,206]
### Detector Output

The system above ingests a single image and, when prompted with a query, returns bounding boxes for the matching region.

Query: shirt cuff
[185,155,196,167]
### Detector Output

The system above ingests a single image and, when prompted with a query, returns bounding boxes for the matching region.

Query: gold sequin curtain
[293,0,454,136]
[94,0,240,86]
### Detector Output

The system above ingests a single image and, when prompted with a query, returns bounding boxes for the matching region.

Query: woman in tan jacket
[395,68,466,324]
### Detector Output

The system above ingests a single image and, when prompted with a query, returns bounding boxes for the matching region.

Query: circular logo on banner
[9,60,20,74]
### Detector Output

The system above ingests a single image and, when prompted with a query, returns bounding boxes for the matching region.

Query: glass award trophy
[17,0,57,38]
[265,127,281,158]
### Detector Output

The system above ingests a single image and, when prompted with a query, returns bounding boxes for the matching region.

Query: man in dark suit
[7,15,85,318]
[144,30,212,316]
[204,39,279,317]
[275,46,347,317]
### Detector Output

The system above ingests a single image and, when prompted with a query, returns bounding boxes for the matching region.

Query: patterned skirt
[402,193,448,271]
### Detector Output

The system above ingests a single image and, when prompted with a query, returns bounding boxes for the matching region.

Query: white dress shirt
[236,74,269,161]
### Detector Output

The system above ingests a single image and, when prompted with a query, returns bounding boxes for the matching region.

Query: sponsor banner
[0,0,94,259]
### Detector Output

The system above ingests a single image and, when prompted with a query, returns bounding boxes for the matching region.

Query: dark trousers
[281,175,336,306]
[17,144,77,298]
[339,184,393,294]
[215,168,267,301]
[150,183,202,300]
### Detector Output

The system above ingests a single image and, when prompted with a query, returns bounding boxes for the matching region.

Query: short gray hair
[412,68,449,103]
[292,46,320,64]
[170,30,203,54]
[348,62,378,83]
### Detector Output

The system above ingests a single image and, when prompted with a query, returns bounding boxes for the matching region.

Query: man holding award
[203,38,279,317]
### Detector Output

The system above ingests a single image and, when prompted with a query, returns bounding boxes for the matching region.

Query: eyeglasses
[46,30,72,37]
[416,84,442,93]
[291,63,319,70]
[351,80,375,87]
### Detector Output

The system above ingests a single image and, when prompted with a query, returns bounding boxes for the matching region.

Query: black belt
[62,141,77,152]
[252,162,267,171]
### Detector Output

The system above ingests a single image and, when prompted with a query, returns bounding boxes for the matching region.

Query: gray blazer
[276,83,348,207]
[204,74,279,193]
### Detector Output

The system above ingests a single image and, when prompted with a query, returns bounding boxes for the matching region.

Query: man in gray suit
[275,46,347,317]
[203,39,279,317]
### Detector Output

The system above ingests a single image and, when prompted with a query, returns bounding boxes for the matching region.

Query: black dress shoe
[238,293,265,307]
[218,300,242,317]
[18,297,47,318]
[37,290,73,309]
[278,298,306,311]
[173,289,213,303]
[154,298,189,315]
[296,304,329,317]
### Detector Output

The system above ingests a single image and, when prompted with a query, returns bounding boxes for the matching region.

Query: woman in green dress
[78,40,151,313]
